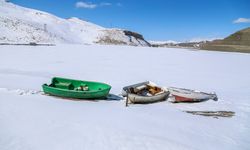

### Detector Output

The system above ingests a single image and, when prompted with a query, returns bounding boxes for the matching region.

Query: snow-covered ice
[0,44,250,150]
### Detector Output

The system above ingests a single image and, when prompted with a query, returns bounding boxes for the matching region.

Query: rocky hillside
[0,0,150,46]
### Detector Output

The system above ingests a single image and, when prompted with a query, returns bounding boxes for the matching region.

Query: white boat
[122,81,169,105]
[167,87,218,103]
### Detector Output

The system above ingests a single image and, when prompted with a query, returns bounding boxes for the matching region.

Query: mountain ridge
[0,0,150,46]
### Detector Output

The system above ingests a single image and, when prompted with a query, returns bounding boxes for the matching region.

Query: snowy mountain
[149,40,180,48]
[0,0,150,46]
[188,37,222,43]
[149,40,179,45]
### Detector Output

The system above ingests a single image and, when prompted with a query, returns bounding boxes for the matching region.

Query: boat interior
[129,84,163,96]
[48,78,109,91]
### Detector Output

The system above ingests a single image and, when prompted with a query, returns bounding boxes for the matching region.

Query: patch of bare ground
[185,111,235,118]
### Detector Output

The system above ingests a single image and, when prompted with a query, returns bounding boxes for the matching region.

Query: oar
[125,95,129,107]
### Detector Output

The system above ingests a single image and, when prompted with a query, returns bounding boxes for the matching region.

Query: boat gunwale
[42,83,111,94]
[52,77,111,86]
[168,87,215,96]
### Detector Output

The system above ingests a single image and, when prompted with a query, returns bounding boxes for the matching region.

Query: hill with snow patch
[0,0,150,46]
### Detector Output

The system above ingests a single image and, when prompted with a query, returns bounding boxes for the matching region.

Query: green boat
[42,77,111,99]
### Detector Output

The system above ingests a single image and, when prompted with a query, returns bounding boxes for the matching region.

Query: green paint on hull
[42,77,111,99]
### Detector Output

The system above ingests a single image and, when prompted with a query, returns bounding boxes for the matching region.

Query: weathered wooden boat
[42,77,111,99]
[167,87,218,103]
[122,81,169,105]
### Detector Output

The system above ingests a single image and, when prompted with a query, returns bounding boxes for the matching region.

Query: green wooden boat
[42,77,111,99]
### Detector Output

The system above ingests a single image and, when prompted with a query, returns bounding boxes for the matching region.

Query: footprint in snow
[0,88,42,95]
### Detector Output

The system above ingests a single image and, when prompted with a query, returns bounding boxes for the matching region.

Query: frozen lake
[0,44,250,150]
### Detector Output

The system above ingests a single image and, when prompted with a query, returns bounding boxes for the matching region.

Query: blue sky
[12,0,250,41]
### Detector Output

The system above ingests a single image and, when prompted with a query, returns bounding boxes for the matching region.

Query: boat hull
[167,87,217,102]
[128,92,169,103]
[122,81,169,104]
[170,95,204,102]
[42,77,111,99]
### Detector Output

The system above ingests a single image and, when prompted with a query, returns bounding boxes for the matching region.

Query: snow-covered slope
[0,0,149,46]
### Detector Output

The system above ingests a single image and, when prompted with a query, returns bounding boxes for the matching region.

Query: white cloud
[233,18,250,24]
[75,1,113,9]
[75,2,97,9]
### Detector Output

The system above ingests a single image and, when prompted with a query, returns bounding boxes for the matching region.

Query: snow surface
[0,1,149,46]
[0,45,250,150]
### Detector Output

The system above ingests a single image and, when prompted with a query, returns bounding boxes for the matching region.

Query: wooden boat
[167,87,218,103]
[42,77,111,99]
[122,81,169,105]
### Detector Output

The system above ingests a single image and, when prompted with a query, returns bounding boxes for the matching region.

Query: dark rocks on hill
[123,30,144,40]
[123,30,151,46]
